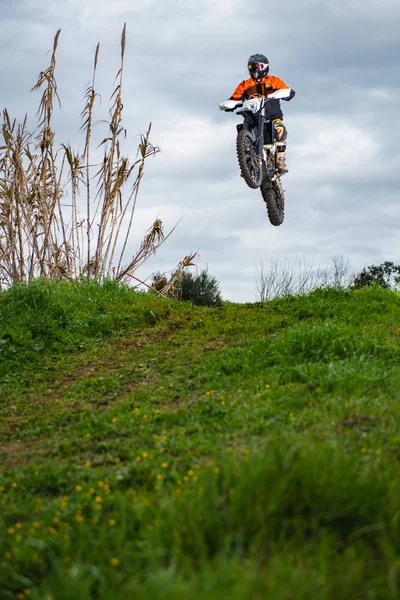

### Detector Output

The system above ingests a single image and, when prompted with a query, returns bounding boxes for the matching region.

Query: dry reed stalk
[93,24,127,277]
[114,123,160,276]
[152,252,199,298]
[81,43,100,275]
[31,29,66,279]
[61,144,84,275]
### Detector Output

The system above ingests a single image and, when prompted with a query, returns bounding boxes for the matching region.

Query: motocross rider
[220,54,295,174]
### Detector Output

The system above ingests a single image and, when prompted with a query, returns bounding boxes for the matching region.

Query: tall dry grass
[255,256,354,301]
[0,26,192,291]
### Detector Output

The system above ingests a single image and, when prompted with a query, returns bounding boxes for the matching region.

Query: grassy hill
[1,279,400,599]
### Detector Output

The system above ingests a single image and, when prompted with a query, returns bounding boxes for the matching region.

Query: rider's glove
[267,88,295,101]
[219,100,241,111]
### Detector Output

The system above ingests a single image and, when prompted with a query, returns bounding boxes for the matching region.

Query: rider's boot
[276,144,288,174]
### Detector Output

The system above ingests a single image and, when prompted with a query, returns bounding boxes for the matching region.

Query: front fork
[256,104,266,158]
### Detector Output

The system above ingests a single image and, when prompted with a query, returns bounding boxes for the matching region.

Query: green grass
[1,280,400,599]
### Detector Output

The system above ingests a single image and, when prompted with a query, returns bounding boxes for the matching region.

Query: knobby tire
[236,129,262,189]
[260,179,285,226]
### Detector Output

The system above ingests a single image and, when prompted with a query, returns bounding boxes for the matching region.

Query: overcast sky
[1,0,399,301]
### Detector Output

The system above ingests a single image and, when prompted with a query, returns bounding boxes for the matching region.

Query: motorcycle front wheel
[236,129,262,189]
[260,179,285,226]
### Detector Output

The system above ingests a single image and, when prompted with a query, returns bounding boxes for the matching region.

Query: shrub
[151,268,223,307]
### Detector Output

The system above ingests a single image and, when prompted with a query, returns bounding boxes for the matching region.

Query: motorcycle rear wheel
[236,129,262,189]
[260,179,285,226]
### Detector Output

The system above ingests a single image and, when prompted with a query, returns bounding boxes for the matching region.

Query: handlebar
[219,88,293,112]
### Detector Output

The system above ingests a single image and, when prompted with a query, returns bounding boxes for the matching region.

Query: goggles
[248,62,267,71]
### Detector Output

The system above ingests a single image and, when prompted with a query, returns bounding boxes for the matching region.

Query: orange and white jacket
[230,74,295,120]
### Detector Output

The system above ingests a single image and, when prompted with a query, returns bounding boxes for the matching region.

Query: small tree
[151,267,223,307]
[353,262,400,290]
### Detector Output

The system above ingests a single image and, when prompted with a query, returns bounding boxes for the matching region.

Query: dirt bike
[220,92,290,226]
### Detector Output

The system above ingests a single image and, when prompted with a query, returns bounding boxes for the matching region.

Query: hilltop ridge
[1,280,400,598]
